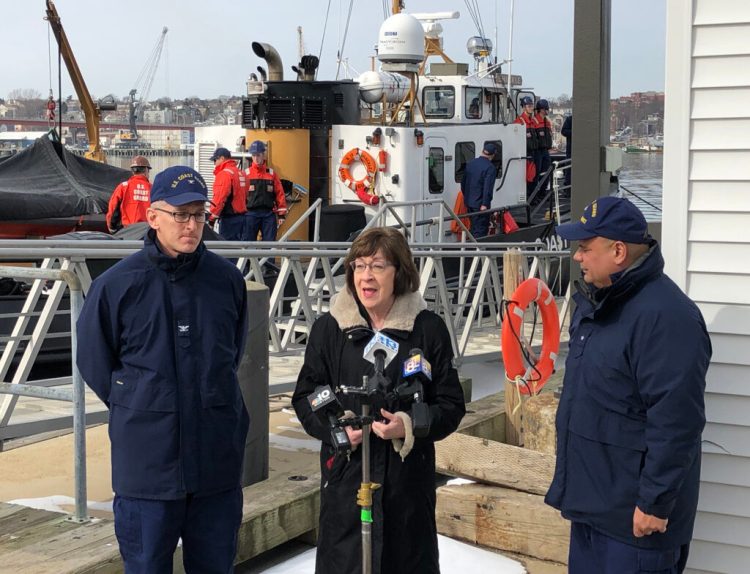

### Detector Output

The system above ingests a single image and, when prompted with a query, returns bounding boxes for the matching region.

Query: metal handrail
[0,265,88,523]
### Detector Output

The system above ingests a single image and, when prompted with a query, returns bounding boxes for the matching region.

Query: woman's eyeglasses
[349,261,393,274]
[152,207,208,224]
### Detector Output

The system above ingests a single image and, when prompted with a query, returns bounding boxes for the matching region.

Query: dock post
[66,270,89,523]
[502,249,524,446]
[239,281,270,486]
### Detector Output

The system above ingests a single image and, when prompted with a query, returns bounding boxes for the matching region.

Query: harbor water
[617,151,663,221]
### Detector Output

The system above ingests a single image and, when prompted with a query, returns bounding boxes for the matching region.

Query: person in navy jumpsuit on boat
[460,142,497,238]
[77,166,250,574]
[546,197,711,574]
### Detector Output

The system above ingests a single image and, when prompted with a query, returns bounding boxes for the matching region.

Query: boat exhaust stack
[252,42,284,81]
[298,55,319,81]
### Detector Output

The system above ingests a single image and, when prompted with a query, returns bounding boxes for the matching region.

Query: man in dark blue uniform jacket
[546,197,711,574]
[77,166,250,573]
[460,142,497,238]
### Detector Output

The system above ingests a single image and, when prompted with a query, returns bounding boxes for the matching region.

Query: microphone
[363,332,400,374]
[399,348,432,438]
[361,332,399,409]
[402,348,432,383]
[307,384,351,455]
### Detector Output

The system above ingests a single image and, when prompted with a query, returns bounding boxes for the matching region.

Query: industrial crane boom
[128,27,168,141]
[44,0,116,163]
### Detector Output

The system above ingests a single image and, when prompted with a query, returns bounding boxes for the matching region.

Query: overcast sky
[2,0,665,101]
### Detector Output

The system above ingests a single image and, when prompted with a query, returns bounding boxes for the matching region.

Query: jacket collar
[249,162,269,175]
[330,287,427,334]
[145,228,205,277]
[213,159,236,175]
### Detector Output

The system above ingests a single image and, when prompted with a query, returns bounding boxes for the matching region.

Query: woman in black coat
[292,227,466,574]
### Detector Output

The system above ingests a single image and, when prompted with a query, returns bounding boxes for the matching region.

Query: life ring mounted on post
[338,147,380,205]
[501,278,560,395]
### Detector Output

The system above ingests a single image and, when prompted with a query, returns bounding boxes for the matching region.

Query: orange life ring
[338,148,379,205]
[501,278,560,395]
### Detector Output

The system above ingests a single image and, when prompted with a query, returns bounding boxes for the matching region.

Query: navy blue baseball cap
[483,142,497,155]
[209,147,231,161]
[150,166,208,206]
[556,196,650,244]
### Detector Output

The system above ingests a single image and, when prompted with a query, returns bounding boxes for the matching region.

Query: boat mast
[507,0,515,104]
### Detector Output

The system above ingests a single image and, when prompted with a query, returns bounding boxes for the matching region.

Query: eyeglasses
[349,261,393,274]
[152,207,208,224]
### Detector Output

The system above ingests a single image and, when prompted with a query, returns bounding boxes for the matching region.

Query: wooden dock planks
[0,503,120,573]
[0,388,559,572]
[0,470,321,574]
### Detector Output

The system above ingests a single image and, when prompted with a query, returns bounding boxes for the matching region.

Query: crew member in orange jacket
[514,95,539,199]
[208,147,247,240]
[244,140,287,241]
[106,155,152,233]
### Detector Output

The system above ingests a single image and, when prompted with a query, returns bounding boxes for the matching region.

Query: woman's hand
[372,409,406,440]
[345,425,364,447]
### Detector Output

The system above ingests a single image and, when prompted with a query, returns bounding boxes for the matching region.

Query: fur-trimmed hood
[329,287,427,332]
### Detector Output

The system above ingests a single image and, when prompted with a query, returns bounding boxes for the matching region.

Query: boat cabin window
[427,147,445,194]
[454,142,476,183]
[483,140,503,178]
[465,87,482,119]
[422,86,455,119]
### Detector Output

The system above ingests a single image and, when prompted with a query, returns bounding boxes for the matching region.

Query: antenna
[297,26,305,61]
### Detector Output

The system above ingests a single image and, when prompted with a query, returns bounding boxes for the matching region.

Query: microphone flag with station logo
[363,331,400,369]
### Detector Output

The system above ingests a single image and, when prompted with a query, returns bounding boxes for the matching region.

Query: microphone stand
[340,348,389,574]
[359,383,374,574]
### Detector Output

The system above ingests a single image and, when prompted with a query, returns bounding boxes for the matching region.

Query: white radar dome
[377,13,425,64]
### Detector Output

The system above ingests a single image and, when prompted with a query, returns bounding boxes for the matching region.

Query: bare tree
[7,88,43,101]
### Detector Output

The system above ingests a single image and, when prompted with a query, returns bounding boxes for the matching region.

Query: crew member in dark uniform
[460,142,497,238]
[77,166,250,572]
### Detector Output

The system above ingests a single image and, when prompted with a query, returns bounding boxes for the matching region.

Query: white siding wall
[663,1,750,572]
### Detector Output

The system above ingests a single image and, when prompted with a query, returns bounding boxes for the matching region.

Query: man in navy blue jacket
[460,142,497,238]
[546,197,711,574]
[77,166,250,573]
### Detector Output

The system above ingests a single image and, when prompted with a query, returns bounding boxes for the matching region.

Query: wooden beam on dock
[436,482,569,564]
[234,471,320,564]
[435,432,555,496]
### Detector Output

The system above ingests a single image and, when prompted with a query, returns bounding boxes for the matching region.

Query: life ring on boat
[338,148,379,205]
[501,278,560,395]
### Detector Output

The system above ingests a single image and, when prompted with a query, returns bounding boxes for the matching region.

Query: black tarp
[0,136,130,220]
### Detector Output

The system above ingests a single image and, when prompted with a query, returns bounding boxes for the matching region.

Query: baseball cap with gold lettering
[150,166,208,206]
[555,196,650,244]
